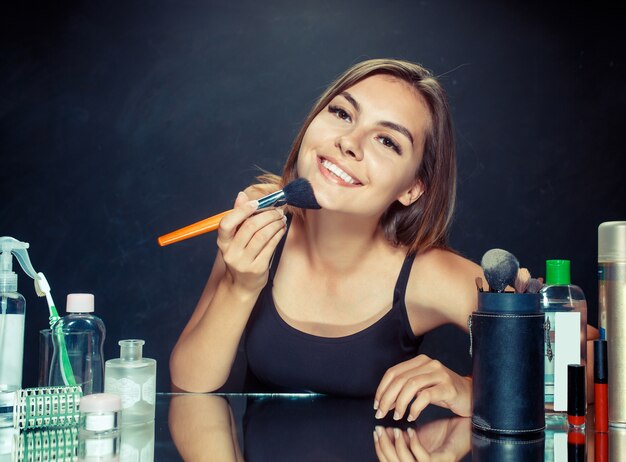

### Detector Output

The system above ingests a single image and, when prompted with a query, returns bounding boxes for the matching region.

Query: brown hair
[261,58,456,255]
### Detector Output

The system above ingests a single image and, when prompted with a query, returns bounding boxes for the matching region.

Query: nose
[335,130,364,161]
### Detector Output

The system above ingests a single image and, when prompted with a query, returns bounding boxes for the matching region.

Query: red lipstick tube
[594,339,608,433]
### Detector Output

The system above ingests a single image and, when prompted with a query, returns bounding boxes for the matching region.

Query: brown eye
[328,105,351,122]
[377,136,401,155]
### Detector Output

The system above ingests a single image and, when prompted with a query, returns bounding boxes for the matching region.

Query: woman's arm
[374,250,483,421]
[169,189,286,392]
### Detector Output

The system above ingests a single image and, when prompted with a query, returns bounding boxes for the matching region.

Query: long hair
[261,58,456,255]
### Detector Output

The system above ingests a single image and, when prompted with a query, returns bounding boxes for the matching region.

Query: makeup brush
[514,268,531,293]
[481,248,520,293]
[158,178,321,247]
[526,278,543,294]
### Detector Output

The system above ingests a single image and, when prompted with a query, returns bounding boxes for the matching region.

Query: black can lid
[568,364,586,417]
[594,339,608,383]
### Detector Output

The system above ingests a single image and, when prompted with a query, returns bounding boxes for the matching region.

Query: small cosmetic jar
[79,393,122,433]
[78,394,122,461]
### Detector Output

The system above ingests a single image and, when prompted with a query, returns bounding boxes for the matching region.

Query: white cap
[79,393,122,413]
[599,221,626,262]
[66,293,95,313]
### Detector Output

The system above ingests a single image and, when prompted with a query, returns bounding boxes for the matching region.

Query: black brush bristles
[283,178,321,209]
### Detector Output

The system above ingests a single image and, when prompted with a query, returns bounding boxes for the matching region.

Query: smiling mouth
[319,157,362,186]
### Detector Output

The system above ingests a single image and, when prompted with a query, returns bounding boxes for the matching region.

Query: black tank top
[244,217,423,397]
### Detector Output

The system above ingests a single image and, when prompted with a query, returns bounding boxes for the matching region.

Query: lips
[317,157,363,186]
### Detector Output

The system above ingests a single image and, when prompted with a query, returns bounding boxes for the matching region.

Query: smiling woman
[170,58,483,423]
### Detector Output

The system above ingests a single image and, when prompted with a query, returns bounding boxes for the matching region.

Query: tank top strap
[268,213,292,282]
[393,252,416,306]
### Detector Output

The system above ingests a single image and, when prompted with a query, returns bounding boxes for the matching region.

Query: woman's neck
[294,210,386,273]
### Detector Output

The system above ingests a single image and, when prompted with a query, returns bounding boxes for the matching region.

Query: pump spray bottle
[0,236,71,427]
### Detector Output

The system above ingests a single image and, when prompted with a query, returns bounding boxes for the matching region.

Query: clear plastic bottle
[104,340,156,425]
[540,260,587,407]
[0,292,25,427]
[51,294,106,395]
[0,238,29,427]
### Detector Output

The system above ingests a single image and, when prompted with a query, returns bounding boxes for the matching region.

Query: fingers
[375,355,431,411]
[374,427,426,462]
[406,428,430,461]
[375,355,471,422]
[374,355,435,420]
[374,426,399,462]
[241,212,287,259]
[218,192,259,240]
[394,375,440,422]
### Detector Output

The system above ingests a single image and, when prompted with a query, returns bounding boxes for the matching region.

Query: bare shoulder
[407,248,484,331]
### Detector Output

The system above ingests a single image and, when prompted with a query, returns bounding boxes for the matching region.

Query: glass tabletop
[3,393,624,461]
[159,394,622,461]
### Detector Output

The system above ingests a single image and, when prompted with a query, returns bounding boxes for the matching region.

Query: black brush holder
[469,292,545,436]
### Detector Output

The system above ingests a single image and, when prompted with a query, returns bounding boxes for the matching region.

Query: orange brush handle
[158,210,232,246]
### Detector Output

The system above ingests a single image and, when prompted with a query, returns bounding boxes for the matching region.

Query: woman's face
[296,74,430,218]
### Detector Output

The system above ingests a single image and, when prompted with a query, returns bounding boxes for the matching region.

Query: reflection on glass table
[5,394,617,461]
[164,394,626,462]
[168,393,471,462]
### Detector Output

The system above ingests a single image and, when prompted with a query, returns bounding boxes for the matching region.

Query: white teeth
[321,159,358,184]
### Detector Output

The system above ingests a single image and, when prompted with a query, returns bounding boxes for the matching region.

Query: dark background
[1,0,623,392]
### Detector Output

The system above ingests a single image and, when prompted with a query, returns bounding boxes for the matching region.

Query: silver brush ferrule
[256,190,286,210]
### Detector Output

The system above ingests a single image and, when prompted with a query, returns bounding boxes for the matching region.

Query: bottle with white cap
[51,293,106,395]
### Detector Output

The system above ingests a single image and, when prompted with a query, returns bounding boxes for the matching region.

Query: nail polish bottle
[567,364,586,429]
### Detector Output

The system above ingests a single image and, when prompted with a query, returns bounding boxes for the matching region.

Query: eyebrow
[339,91,415,146]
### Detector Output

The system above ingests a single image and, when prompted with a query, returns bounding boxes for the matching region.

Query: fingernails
[248,199,259,209]
[375,426,384,437]
[373,430,378,442]
[407,428,415,438]
[373,400,379,410]
[393,411,401,421]
[237,191,246,201]
[393,428,401,439]
[375,409,384,419]
[407,414,415,422]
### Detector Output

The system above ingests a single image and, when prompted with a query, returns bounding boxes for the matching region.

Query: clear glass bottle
[540,259,587,407]
[104,340,156,425]
[51,293,106,395]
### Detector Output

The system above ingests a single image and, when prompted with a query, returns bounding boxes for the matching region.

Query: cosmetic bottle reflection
[610,426,626,462]
[595,432,608,462]
[567,429,586,462]
[0,427,16,462]
[120,421,154,462]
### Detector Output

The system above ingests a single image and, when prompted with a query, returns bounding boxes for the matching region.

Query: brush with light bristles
[481,249,520,293]
[158,178,321,246]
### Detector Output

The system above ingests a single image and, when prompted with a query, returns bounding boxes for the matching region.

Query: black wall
[1,0,624,392]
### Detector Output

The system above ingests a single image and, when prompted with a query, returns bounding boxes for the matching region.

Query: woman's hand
[373,417,471,462]
[374,355,472,422]
[217,191,287,295]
